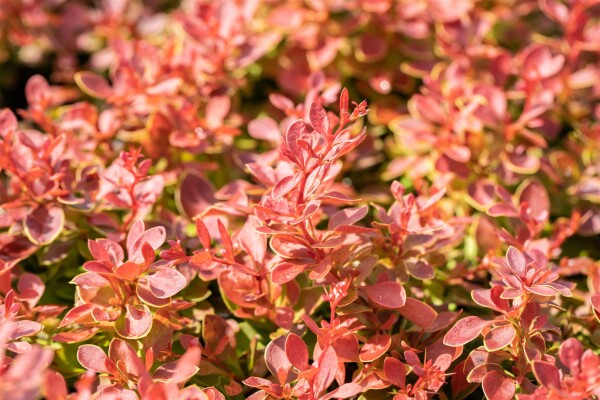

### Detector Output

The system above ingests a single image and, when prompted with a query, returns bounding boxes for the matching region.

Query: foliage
[0,0,599,399]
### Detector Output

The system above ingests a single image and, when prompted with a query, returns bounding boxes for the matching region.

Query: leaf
[24,206,65,245]
[328,205,369,230]
[443,316,491,346]
[217,219,234,260]
[58,304,96,328]
[384,357,407,388]
[177,172,216,219]
[195,219,212,249]
[482,371,515,400]
[9,320,43,340]
[310,102,329,135]
[272,262,306,284]
[154,346,201,383]
[147,268,187,298]
[285,333,309,371]
[558,338,583,371]
[74,71,113,98]
[359,334,391,362]
[397,298,437,328]
[532,361,561,389]
[88,239,124,266]
[77,345,110,373]
[272,173,300,200]
[265,336,295,385]
[365,281,406,309]
[322,383,363,399]
[248,117,281,143]
[108,338,146,380]
[484,324,516,351]
[115,304,152,339]
[313,347,338,397]
[506,246,527,277]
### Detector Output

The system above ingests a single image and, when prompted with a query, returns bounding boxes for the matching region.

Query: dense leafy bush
[0,0,599,399]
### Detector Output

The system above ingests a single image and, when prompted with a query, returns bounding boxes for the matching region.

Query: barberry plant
[0,0,599,399]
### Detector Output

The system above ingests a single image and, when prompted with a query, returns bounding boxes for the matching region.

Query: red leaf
[74,71,113,98]
[196,219,212,249]
[532,361,561,389]
[248,117,281,143]
[108,338,146,380]
[272,173,301,200]
[24,206,64,245]
[77,345,110,373]
[177,172,216,219]
[484,324,516,351]
[285,333,309,371]
[153,346,200,383]
[365,281,406,309]
[310,102,329,135]
[58,304,96,328]
[313,347,338,396]
[443,316,491,346]
[482,371,515,400]
[506,246,527,277]
[115,304,152,339]
[359,334,391,362]
[265,336,295,385]
[384,357,407,388]
[322,383,362,399]
[328,206,369,230]
[272,262,306,284]
[558,338,583,371]
[147,268,187,298]
[217,219,234,260]
[397,298,437,328]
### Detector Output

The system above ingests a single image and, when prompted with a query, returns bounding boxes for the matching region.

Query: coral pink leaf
[310,102,329,135]
[397,298,437,328]
[147,268,187,298]
[154,346,201,383]
[74,71,113,98]
[217,219,234,260]
[248,117,281,143]
[328,206,369,230]
[77,345,110,373]
[196,219,212,250]
[591,294,600,317]
[109,338,147,380]
[272,173,301,200]
[88,239,124,265]
[115,304,152,339]
[314,346,338,396]
[365,281,406,309]
[272,262,306,284]
[443,316,491,346]
[285,333,309,371]
[128,225,166,263]
[265,336,295,385]
[177,172,216,219]
[558,338,583,371]
[532,361,561,389]
[506,246,527,276]
[58,304,96,328]
[322,383,363,399]
[359,334,391,362]
[484,324,516,351]
[384,357,407,388]
[24,206,65,245]
[482,371,515,400]
[9,320,43,340]
[115,261,142,281]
